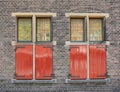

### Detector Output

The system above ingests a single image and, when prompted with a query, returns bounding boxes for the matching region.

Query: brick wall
[0,0,120,92]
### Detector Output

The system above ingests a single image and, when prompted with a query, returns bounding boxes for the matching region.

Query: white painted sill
[65,78,111,83]
[11,79,57,84]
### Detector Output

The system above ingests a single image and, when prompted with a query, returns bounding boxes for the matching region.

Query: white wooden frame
[65,13,109,80]
[11,12,57,82]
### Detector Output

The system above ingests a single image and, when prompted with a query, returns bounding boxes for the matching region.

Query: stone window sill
[11,79,57,83]
[65,78,111,83]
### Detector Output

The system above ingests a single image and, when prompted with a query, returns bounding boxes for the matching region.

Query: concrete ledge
[11,79,57,83]
[65,78,111,83]
[11,12,57,17]
[65,41,87,45]
[52,41,57,45]
[65,13,109,18]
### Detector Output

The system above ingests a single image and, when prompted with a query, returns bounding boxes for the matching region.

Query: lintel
[11,12,57,17]
[65,13,109,18]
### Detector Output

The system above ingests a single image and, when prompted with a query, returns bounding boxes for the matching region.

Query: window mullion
[32,15,36,80]
[87,16,90,79]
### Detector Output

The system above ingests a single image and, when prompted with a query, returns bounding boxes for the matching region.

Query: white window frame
[65,13,110,83]
[11,12,57,83]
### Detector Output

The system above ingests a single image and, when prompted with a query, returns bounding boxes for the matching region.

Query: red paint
[16,45,33,80]
[70,45,87,80]
[35,45,52,80]
[89,45,106,79]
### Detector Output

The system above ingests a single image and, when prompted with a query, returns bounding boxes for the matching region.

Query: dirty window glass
[71,19,84,41]
[18,18,32,42]
[89,19,103,41]
[37,18,51,41]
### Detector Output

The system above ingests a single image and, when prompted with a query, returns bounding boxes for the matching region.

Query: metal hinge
[52,74,55,78]
[43,45,52,48]
[15,46,25,51]
[105,72,110,78]
[15,73,25,78]
[69,48,71,51]
[68,74,71,78]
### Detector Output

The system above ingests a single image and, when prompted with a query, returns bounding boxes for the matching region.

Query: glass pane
[37,18,51,41]
[18,18,32,41]
[89,19,103,41]
[71,19,84,41]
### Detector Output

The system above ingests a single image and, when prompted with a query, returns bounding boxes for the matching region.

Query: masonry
[0,0,120,92]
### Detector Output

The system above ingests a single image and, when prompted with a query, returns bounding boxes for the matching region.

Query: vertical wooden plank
[70,45,87,80]
[16,45,33,80]
[35,45,52,80]
[89,45,106,79]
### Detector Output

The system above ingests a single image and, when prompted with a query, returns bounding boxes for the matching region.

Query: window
[89,18,103,41]
[69,15,107,80]
[16,16,53,80]
[70,18,84,41]
[70,18,104,42]
[36,18,51,41]
[18,18,32,42]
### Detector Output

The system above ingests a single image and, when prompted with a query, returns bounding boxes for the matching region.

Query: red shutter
[35,45,52,80]
[70,45,87,80]
[16,45,33,80]
[89,45,106,79]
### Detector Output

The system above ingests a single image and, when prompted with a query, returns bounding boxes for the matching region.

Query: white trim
[11,41,16,46]
[86,16,90,79]
[32,15,36,79]
[52,41,57,45]
[65,41,70,45]
[65,13,109,18]
[11,12,57,17]
[106,41,110,45]
[65,41,87,45]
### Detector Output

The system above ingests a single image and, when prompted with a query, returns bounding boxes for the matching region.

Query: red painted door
[35,45,52,80]
[16,45,33,80]
[89,44,106,79]
[70,45,87,80]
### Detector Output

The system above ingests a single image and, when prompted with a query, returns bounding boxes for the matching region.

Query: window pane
[18,18,32,41]
[37,18,51,41]
[89,19,103,41]
[71,19,84,41]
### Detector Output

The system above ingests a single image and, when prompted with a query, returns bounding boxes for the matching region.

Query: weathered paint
[70,45,87,80]
[16,45,33,80]
[89,44,106,79]
[35,45,52,80]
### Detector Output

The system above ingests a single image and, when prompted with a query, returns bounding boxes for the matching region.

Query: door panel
[35,45,52,80]
[89,45,106,79]
[16,45,33,80]
[70,45,87,80]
